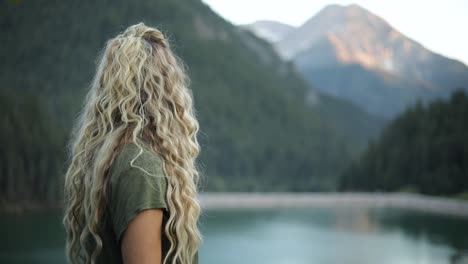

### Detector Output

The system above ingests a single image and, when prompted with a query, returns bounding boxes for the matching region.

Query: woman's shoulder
[106,142,169,242]
[110,142,165,184]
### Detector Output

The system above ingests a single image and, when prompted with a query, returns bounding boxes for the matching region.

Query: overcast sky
[202,0,468,65]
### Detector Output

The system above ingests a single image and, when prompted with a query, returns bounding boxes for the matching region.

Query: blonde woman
[63,23,202,264]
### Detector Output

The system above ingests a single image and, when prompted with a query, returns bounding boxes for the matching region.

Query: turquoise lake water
[1,207,467,264]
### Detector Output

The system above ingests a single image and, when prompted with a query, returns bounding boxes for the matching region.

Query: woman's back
[88,143,198,264]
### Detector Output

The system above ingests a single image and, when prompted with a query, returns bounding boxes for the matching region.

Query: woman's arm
[121,209,165,264]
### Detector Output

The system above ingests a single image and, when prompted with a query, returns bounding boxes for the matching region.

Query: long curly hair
[63,22,202,264]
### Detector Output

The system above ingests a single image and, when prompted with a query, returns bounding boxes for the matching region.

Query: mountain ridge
[244,3,468,117]
[242,20,295,43]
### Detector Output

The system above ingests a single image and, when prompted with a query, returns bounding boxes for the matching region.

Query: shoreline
[3,192,468,218]
[199,192,468,218]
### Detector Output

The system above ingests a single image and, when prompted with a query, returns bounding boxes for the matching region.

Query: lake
[1,206,467,264]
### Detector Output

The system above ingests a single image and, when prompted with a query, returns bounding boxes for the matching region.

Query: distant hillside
[242,20,295,43]
[340,90,468,196]
[245,4,468,118]
[0,0,386,205]
[237,28,386,151]
[299,63,435,117]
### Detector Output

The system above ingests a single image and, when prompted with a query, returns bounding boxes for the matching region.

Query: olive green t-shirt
[90,143,199,264]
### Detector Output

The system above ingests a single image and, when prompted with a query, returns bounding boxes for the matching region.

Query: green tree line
[0,91,67,204]
[340,90,468,195]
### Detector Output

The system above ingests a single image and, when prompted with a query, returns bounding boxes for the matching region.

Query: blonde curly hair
[63,22,202,264]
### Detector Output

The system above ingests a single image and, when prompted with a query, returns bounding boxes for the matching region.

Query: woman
[63,23,202,264]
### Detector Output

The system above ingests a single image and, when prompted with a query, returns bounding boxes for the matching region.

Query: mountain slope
[247,4,468,118]
[237,28,386,149]
[242,20,295,43]
[278,4,468,88]
[298,63,437,117]
[0,0,386,203]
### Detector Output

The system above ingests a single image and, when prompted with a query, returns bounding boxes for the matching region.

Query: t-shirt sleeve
[109,155,168,243]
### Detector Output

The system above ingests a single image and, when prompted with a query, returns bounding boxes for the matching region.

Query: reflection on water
[0,212,66,264]
[199,207,468,264]
[1,207,468,264]
[334,207,379,233]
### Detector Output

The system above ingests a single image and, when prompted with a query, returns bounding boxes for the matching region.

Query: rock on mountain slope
[246,4,468,118]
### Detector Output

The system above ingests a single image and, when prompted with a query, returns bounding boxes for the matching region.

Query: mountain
[340,89,468,196]
[242,20,295,43]
[0,0,385,204]
[237,28,385,150]
[246,4,468,118]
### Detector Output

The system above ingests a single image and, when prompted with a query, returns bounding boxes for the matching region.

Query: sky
[202,0,468,65]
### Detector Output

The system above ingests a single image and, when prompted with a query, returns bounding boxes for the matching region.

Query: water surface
[1,207,467,264]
